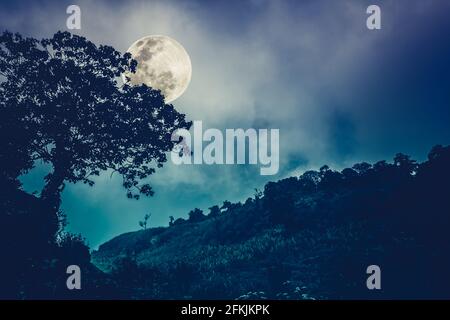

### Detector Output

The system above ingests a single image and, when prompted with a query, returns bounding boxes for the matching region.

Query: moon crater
[124,35,192,103]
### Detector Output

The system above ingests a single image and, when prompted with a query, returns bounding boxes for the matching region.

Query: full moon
[123,35,192,103]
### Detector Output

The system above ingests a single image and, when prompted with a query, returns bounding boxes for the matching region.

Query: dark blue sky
[2,0,450,247]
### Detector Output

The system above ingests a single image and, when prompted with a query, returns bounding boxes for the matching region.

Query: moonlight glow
[123,35,192,103]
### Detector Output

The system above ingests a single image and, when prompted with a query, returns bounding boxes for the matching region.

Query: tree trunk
[40,164,67,211]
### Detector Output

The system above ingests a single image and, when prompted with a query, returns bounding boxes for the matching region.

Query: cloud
[8,0,450,246]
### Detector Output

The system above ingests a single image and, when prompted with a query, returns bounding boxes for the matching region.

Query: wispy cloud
[7,0,450,246]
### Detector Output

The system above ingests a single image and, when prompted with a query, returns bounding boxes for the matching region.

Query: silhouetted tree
[319,165,330,174]
[188,208,206,223]
[57,232,90,265]
[172,217,186,226]
[341,168,358,180]
[300,170,321,191]
[254,188,263,200]
[373,160,389,171]
[263,178,298,229]
[0,31,191,210]
[427,144,446,162]
[393,153,417,175]
[220,200,232,212]
[352,162,372,175]
[319,166,343,191]
[169,215,175,227]
[139,213,151,230]
[208,205,220,218]
[0,33,43,187]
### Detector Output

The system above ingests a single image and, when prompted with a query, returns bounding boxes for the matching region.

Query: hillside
[92,145,450,299]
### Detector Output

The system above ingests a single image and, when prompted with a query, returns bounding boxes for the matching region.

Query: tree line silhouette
[0,30,190,298]
[1,31,450,299]
[94,144,450,299]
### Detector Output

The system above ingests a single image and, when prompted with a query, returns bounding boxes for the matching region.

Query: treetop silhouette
[0,31,191,208]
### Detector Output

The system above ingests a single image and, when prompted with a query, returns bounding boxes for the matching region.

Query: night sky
[2,0,450,247]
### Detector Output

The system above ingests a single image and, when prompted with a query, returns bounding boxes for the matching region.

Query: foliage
[1,32,450,298]
[188,208,206,223]
[139,213,151,230]
[93,145,450,299]
[0,30,191,299]
[57,232,91,265]
[0,31,191,208]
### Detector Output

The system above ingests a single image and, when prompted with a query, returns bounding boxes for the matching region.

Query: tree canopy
[0,31,191,206]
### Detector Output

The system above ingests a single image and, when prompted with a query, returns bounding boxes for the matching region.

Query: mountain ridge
[91,144,450,299]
